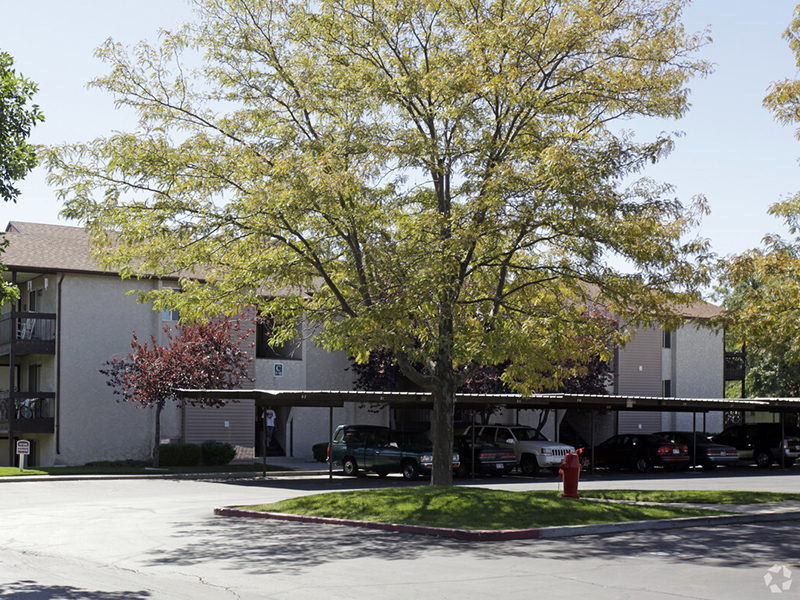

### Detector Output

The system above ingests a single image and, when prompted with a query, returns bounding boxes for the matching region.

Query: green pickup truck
[328,424,460,480]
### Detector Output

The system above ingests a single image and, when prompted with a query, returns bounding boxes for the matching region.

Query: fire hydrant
[559,453,581,499]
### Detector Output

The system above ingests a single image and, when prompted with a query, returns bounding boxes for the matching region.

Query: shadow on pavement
[0,580,151,599]
[145,512,800,576]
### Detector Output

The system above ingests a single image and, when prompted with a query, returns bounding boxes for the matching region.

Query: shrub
[201,440,236,466]
[159,443,202,467]
[312,442,329,463]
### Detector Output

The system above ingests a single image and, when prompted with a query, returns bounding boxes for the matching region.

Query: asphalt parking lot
[1,467,798,599]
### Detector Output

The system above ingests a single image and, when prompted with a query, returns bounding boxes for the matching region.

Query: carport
[177,389,800,476]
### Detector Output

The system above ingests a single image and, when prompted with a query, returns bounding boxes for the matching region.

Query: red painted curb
[214,506,542,540]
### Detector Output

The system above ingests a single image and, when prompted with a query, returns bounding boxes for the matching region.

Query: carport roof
[176,389,800,413]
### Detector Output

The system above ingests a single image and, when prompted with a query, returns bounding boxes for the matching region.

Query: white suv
[464,424,575,476]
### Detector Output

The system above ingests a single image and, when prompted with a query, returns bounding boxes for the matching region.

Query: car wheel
[342,457,358,476]
[520,455,540,477]
[754,449,773,468]
[579,455,592,470]
[634,457,653,473]
[402,460,419,480]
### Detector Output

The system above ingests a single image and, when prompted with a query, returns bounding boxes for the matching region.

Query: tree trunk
[430,381,456,486]
[153,401,163,468]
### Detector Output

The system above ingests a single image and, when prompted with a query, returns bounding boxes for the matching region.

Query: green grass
[240,488,725,530]
[0,463,288,477]
[579,489,800,504]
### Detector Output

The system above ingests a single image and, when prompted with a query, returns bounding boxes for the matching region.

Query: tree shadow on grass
[145,513,800,576]
[0,581,151,599]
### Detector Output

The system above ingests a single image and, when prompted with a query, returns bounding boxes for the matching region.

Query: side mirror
[505,438,515,444]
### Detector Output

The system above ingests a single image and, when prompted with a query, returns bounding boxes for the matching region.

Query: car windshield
[513,428,547,441]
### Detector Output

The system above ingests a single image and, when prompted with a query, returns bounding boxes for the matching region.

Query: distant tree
[101,318,251,467]
[1,50,44,305]
[0,50,42,203]
[718,4,800,396]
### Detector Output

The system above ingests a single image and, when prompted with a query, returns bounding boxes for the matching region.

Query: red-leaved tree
[101,318,252,466]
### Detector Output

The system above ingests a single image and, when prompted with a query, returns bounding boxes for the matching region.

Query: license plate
[672,448,679,454]
[495,463,504,469]
[720,451,726,456]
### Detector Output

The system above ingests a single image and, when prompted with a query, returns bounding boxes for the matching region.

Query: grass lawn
[0,463,288,477]
[240,487,728,530]
[578,489,800,504]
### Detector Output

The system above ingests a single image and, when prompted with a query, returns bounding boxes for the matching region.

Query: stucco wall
[53,273,182,465]
[661,323,725,434]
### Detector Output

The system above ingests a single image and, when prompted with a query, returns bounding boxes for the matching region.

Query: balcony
[0,312,56,356]
[724,351,746,382]
[0,391,56,435]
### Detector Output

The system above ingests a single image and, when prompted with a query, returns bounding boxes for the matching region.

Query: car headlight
[421,454,433,465]
[540,448,553,455]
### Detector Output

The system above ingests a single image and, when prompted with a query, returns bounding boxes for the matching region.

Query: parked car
[712,423,800,468]
[654,431,738,470]
[579,434,690,473]
[328,424,460,480]
[454,435,518,477]
[462,424,575,476]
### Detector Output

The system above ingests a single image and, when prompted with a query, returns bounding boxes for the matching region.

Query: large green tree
[50,0,711,485]
[718,4,800,395]
[1,50,44,305]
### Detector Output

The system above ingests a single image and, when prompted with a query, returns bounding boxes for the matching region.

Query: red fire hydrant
[559,453,581,499]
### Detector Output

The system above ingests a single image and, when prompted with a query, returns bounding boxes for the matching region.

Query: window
[160,287,181,321]
[662,329,672,349]
[256,315,302,360]
[662,379,672,397]
[161,306,180,321]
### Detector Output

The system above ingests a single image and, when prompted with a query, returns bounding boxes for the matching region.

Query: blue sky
[3,0,800,261]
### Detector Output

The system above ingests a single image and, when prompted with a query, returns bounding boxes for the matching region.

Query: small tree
[101,318,251,466]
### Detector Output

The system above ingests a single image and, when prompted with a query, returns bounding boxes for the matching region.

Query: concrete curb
[0,469,324,483]
[213,505,800,541]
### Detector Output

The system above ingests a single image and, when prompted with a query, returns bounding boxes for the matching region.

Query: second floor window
[256,316,302,360]
[662,330,672,349]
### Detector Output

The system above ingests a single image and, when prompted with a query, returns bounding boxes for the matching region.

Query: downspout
[56,272,64,455]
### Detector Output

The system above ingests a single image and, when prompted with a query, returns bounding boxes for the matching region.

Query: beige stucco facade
[1,221,729,466]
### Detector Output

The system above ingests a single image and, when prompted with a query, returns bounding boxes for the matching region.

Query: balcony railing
[0,391,56,434]
[724,352,746,381]
[0,311,56,355]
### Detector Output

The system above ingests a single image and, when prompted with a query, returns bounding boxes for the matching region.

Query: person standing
[265,406,276,448]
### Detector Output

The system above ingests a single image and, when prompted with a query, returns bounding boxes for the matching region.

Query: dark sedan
[454,436,517,477]
[579,434,690,473]
[654,431,738,470]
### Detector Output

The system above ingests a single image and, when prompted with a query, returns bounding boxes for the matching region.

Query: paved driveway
[0,471,798,599]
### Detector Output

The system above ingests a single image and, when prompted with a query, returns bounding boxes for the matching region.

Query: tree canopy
[1,49,44,305]
[717,4,800,395]
[51,0,711,485]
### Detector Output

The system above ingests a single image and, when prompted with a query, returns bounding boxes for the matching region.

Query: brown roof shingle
[2,221,110,274]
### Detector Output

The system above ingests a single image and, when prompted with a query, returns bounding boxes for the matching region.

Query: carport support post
[329,406,334,481]
[590,409,595,475]
[692,412,697,470]
[261,406,267,478]
[471,410,476,479]
[781,411,786,469]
